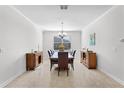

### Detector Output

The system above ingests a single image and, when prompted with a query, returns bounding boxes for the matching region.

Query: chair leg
[71,63,74,70]
[67,69,69,76]
[72,63,74,70]
[50,63,52,71]
[58,68,60,76]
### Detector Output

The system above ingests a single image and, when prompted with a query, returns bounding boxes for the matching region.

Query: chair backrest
[72,50,76,57]
[48,50,52,57]
[70,49,73,55]
[58,52,68,69]
[50,50,54,55]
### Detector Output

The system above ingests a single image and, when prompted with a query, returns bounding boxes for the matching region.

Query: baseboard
[98,67,124,86]
[0,70,26,88]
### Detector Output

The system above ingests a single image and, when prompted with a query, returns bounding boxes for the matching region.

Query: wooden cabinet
[26,51,43,71]
[81,51,97,69]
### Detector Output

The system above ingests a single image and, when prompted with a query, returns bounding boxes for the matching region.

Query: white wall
[0,6,43,87]
[81,6,124,85]
[43,31,81,60]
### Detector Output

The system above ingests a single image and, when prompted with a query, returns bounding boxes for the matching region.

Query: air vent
[60,5,68,10]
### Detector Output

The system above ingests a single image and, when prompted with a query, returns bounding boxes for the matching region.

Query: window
[54,36,71,50]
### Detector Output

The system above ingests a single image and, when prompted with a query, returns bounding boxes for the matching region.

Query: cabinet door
[39,55,41,64]
[26,54,35,70]
[89,53,96,69]
[31,54,35,69]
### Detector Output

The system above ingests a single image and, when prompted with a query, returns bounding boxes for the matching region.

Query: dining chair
[50,50,55,54]
[48,50,52,57]
[72,50,76,57]
[69,50,76,70]
[50,50,54,55]
[70,49,73,55]
[58,52,69,76]
[48,50,58,71]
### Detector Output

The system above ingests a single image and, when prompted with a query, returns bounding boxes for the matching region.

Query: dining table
[50,51,74,60]
[49,51,75,71]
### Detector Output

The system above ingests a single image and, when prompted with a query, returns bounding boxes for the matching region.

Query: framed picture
[89,32,96,46]
[54,36,71,50]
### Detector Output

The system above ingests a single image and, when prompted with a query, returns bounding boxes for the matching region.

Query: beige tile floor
[5,59,124,88]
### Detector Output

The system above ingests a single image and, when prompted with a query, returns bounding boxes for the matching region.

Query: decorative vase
[58,43,65,51]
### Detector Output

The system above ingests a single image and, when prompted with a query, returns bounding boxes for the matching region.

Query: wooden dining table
[49,51,75,71]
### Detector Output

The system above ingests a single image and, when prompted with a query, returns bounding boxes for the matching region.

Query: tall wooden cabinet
[81,51,97,69]
[26,51,43,71]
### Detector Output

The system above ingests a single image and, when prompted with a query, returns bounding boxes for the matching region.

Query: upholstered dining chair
[50,50,54,55]
[58,52,69,76]
[72,50,76,57]
[48,50,52,57]
[48,50,58,71]
[69,50,76,70]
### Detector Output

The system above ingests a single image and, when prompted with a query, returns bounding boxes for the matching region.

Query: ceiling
[14,5,112,31]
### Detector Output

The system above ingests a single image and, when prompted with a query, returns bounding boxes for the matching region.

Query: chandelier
[58,22,67,39]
